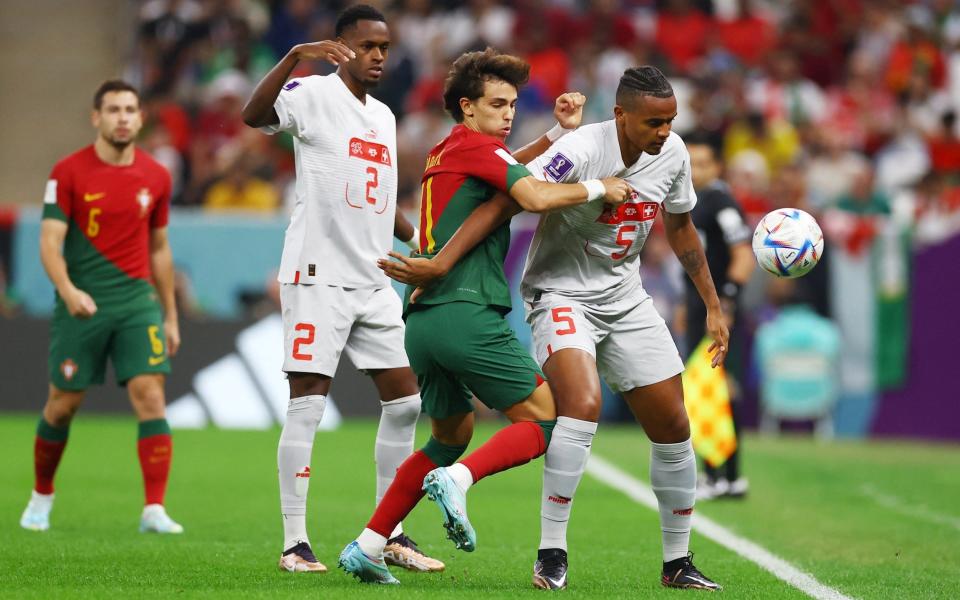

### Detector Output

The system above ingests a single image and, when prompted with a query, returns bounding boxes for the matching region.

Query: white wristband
[546,122,572,142]
[405,227,420,251]
[582,179,605,202]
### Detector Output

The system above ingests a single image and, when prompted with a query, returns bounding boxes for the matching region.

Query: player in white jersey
[241,5,442,575]
[379,67,727,591]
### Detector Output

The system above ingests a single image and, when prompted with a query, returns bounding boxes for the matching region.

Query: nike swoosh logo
[148,356,166,366]
[84,192,105,202]
[547,574,566,588]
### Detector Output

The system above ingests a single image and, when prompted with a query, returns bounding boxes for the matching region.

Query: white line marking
[860,484,960,532]
[586,455,855,600]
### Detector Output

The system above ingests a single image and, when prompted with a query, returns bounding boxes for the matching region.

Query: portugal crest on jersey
[60,359,78,381]
[136,188,153,218]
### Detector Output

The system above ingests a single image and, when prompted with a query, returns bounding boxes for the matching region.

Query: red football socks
[138,419,173,505]
[366,450,437,538]
[461,421,547,484]
[34,419,69,495]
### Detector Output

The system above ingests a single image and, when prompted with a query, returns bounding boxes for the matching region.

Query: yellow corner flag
[682,338,737,468]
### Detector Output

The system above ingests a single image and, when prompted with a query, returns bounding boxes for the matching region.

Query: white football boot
[20,491,53,531]
[139,504,184,534]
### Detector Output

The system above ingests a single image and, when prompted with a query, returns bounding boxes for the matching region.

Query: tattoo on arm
[678,249,704,273]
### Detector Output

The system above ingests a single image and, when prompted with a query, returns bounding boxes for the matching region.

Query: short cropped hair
[335,4,386,37]
[616,66,674,108]
[93,80,140,110]
[442,48,530,123]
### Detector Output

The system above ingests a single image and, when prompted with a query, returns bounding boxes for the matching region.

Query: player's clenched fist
[293,40,356,65]
[600,177,633,205]
[554,92,586,131]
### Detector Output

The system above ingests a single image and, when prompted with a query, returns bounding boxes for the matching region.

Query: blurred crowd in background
[131,0,960,229]
[126,0,960,314]
[0,0,954,433]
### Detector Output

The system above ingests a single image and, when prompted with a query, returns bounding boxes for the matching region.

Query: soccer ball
[752,208,824,278]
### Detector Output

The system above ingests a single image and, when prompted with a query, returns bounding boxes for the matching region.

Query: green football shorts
[404,301,545,419]
[48,299,171,391]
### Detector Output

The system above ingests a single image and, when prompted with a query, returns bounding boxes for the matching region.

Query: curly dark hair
[616,66,674,109]
[442,48,530,123]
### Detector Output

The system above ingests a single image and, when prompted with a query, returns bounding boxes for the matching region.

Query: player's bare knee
[370,367,419,400]
[287,372,331,398]
[557,392,601,422]
[43,401,80,428]
[431,412,474,447]
[128,377,166,420]
[659,411,691,443]
[44,386,83,426]
[432,427,472,448]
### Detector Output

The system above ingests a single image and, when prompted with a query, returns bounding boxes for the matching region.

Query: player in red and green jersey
[339,48,632,584]
[19,80,183,535]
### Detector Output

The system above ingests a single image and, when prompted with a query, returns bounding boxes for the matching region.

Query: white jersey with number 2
[262,73,397,287]
[522,121,695,304]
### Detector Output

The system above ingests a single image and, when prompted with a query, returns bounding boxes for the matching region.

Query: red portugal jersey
[411,124,531,312]
[42,146,171,306]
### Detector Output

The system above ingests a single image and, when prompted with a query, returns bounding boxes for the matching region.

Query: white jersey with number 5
[262,74,397,287]
[522,121,695,304]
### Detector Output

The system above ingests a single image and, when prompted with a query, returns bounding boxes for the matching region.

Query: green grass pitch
[1,415,958,599]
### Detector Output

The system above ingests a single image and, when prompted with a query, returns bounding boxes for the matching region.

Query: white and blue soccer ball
[752,208,824,278]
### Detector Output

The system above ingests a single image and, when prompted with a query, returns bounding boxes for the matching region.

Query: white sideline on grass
[587,455,855,600]
[859,483,960,532]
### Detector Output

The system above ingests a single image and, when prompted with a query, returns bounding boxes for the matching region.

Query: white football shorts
[280,284,409,376]
[526,291,684,392]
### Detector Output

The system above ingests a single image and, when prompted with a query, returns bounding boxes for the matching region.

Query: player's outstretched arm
[150,227,180,357]
[663,210,728,367]
[39,219,97,319]
[378,193,521,287]
[509,176,631,213]
[242,41,355,128]
[511,92,586,164]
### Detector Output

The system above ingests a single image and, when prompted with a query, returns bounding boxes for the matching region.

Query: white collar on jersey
[330,72,371,109]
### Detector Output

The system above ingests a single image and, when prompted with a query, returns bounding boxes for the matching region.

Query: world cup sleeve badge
[137,188,153,218]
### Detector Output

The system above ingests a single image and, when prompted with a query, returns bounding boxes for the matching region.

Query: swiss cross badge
[60,359,78,381]
[136,188,153,218]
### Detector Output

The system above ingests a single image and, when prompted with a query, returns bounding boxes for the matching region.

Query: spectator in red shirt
[514,22,570,108]
[717,0,777,67]
[143,90,192,155]
[512,0,578,51]
[885,6,947,95]
[655,0,711,74]
[928,111,960,177]
[577,0,638,50]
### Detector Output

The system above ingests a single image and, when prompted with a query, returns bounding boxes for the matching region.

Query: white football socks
[539,416,598,551]
[357,527,389,557]
[650,438,697,562]
[278,394,325,551]
[446,462,474,493]
[375,394,421,539]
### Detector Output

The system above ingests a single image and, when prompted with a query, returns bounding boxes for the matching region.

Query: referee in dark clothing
[683,141,755,499]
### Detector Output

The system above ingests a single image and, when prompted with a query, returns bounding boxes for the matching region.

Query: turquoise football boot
[338,541,400,584]
[422,467,476,552]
